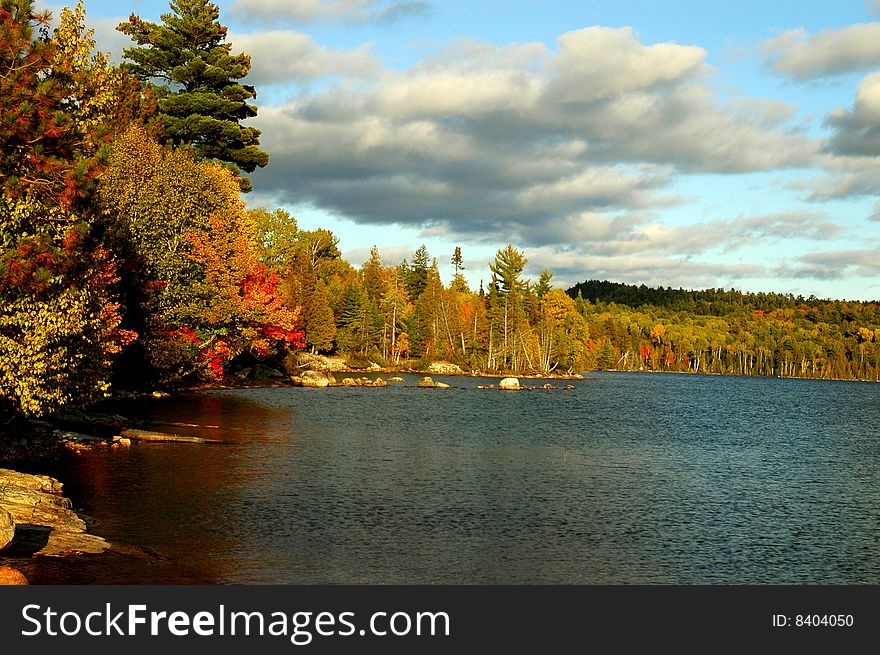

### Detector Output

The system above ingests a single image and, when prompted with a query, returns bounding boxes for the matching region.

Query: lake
[40,371,880,584]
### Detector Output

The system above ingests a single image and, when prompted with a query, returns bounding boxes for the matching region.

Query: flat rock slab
[0,468,109,556]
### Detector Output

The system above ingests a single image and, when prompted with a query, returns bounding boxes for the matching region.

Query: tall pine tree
[118,0,268,191]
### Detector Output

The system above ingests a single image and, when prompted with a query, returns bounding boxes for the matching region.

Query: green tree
[406,244,430,300]
[118,0,268,191]
[488,244,529,370]
[303,280,336,353]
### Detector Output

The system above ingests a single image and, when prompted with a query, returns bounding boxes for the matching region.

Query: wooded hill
[566,280,880,381]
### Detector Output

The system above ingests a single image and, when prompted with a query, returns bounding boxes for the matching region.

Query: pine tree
[304,280,336,353]
[118,0,268,191]
[406,244,430,300]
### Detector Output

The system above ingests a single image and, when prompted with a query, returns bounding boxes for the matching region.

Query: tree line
[567,280,880,381]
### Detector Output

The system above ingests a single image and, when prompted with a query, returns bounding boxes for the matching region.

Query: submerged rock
[389,377,404,382]
[499,377,521,390]
[417,376,449,389]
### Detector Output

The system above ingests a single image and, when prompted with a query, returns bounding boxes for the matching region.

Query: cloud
[250,26,818,253]
[763,23,880,81]
[826,72,880,156]
[523,248,767,291]
[229,31,380,85]
[778,248,880,280]
[229,0,430,25]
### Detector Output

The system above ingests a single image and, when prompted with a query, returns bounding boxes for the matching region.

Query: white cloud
[229,31,380,85]
[763,23,880,81]
[780,248,880,280]
[252,26,817,243]
[229,0,429,25]
[547,26,707,102]
[826,72,880,156]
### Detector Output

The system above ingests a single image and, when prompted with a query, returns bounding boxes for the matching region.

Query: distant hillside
[564,279,868,313]
[564,279,880,381]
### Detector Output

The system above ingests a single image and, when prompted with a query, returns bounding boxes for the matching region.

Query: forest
[2,0,879,423]
[568,280,880,381]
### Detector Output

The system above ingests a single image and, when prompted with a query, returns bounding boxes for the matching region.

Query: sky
[39,0,880,300]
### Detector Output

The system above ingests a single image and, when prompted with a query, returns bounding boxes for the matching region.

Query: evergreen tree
[118,0,268,191]
[406,244,430,300]
[304,280,336,353]
[451,246,465,275]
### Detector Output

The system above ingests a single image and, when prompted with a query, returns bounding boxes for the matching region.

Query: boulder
[499,377,520,390]
[0,507,14,551]
[373,378,387,387]
[427,362,464,375]
[0,468,109,555]
[254,364,284,379]
[341,378,356,386]
[417,377,450,389]
[389,376,404,382]
[0,566,28,585]
[300,370,332,387]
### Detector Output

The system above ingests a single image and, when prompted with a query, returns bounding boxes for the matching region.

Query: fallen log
[146,420,221,430]
[118,429,226,445]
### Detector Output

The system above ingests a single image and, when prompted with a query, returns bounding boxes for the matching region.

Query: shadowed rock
[0,468,109,556]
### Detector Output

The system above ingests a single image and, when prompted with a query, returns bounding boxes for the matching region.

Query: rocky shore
[0,468,110,584]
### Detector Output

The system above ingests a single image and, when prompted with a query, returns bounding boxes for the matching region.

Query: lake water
[43,372,880,584]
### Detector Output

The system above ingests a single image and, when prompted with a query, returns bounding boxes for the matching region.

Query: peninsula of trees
[2,0,880,425]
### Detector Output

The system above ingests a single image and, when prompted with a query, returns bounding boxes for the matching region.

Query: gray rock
[254,364,284,379]
[0,507,14,551]
[499,377,521,390]
[417,376,449,389]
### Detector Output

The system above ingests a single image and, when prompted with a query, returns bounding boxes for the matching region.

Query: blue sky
[44,0,880,300]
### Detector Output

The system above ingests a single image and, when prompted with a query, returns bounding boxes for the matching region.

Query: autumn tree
[0,1,153,417]
[99,125,298,384]
[118,0,268,191]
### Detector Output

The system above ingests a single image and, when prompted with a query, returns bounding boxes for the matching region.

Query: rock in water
[300,370,331,387]
[0,566,28,585]
[417,376,436,388]
[0,507,14,551]
[499,377,521,390]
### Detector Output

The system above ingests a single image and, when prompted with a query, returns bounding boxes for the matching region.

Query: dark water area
[32,372,880,584]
